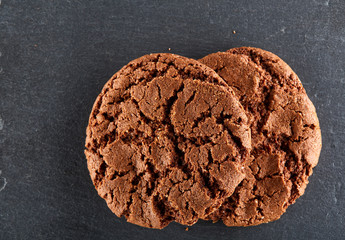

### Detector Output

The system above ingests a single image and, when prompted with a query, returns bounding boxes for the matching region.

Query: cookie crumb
[232,30,236,34]
[168,48,171,51]
[185,227,189,231]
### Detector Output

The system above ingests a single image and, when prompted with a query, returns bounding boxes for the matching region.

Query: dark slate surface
[1,0,344,239]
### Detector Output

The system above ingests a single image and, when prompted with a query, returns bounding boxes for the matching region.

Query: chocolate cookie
[199,47,321,226]
[85,53,252,229]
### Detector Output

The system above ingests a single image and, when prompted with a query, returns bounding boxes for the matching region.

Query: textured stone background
[1,0,344,239]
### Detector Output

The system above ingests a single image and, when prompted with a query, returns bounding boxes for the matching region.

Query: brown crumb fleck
[185,227,189,231]
[168,48,171,51]
[232,30,236,34]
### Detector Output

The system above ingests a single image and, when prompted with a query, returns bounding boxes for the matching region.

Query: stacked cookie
[85,47,322,229]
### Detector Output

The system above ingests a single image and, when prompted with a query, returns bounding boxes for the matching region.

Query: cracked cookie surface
[199,47,322,226]
[85,53,251,229]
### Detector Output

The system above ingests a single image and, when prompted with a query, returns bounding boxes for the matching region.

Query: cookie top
[199,47,321,226]
[85,53,251,229]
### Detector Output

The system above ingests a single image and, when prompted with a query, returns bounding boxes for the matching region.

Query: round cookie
[199,47,321,226]
[85,53,252,229]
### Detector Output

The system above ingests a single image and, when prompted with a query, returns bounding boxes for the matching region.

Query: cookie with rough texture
[85,53,252,229]
[199,47,321,226]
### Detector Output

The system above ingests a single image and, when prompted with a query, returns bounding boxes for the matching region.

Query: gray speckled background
[1,0,344,239]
